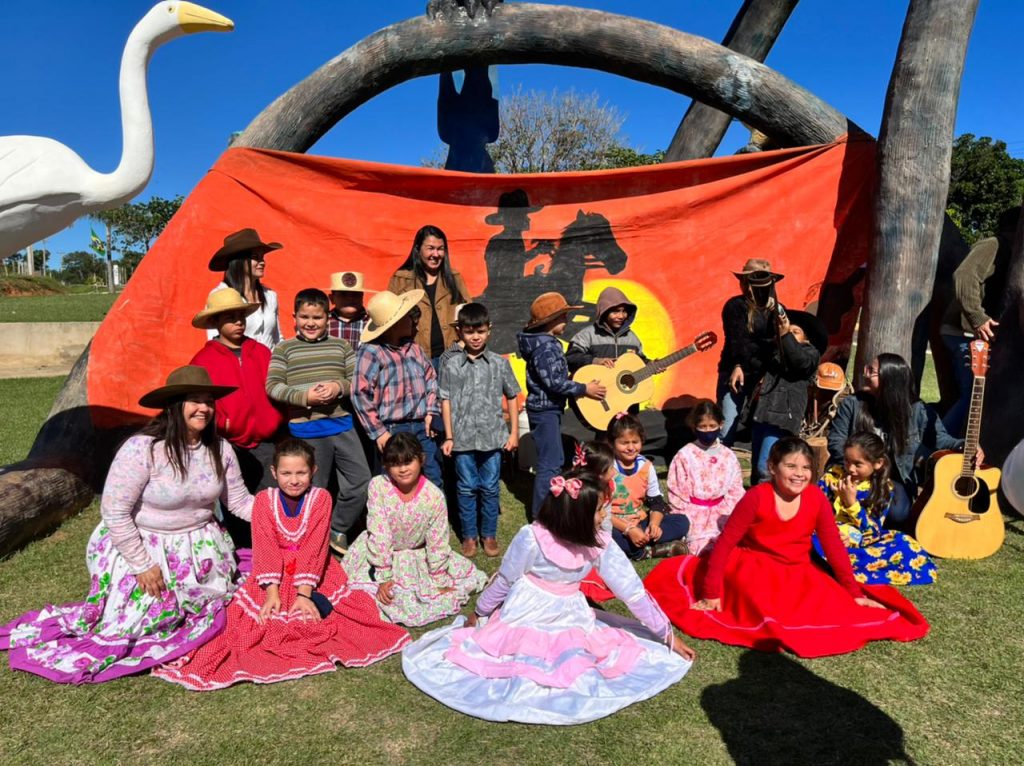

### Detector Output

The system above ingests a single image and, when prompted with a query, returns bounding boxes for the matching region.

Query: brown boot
[461,538,478,557]
[482,537,500,557]
[650,539,689,559]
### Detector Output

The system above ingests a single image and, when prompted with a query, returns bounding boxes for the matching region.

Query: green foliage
[0,276,65,297]
[0,290,118,322]
[91,195,183,276]
[59,250,106,284]
[600,145,666,168]
[947,134,1024,245]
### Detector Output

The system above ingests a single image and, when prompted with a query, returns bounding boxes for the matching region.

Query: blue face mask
[696,430,720,446]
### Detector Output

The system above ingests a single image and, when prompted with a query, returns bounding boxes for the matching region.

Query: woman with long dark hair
[0,366,254,684]
[389,225,469,367]
[828,353,968,525]
[207,228,283,350]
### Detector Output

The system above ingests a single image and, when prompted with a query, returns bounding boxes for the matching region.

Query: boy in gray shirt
[440,303,521,558]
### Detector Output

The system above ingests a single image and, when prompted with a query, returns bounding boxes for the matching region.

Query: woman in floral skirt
[0,366,253,684]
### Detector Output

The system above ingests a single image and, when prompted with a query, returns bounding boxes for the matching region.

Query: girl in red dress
[154,439,409,690]
[644,436,929,658]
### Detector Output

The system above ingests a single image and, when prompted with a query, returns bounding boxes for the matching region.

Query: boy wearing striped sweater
[266,288,371,555]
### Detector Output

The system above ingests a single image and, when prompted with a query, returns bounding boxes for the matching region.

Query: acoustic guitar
[914,339,1004,559]
[572,331,717,431]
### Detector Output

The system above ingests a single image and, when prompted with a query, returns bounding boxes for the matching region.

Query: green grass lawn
[1,378,1022,765]
[0,377,65,465]
[0,291,118,323]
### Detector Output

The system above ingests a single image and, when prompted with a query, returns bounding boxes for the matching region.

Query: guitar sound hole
[954,476,979,500]
[618,373,636,392]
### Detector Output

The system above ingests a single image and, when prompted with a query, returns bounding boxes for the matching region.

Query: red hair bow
[550,476,582,499]
[572,443,587,467]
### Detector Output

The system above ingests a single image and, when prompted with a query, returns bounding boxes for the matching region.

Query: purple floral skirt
[0,520,240,684]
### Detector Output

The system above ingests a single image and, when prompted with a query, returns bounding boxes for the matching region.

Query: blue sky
[4,1,1023,269]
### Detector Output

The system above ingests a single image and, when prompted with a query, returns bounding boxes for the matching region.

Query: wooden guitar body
[915,450,1004,559]
[573,352,652,430]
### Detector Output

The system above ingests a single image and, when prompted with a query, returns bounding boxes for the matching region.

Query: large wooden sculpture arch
[233,3,858,153]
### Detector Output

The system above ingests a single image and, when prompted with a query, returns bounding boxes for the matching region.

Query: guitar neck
[633,344,696,384]
[960,374,985,477]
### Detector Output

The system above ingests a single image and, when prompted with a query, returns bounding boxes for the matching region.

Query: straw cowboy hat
[524,292,581,331]
[328,271,374,293]
[139,365,237,409]
[733,258,784,286]
[208,228,282,271]
[191,287,260,329]
[485,189,542,226]
[361,289,426,343]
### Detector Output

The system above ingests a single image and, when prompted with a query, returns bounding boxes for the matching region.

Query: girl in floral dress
[343,433,486,626]
[402,473,695,725]
[816,432,937,586]
[0,366,252,684]
[154,439,410,690]
[667,399,745,554]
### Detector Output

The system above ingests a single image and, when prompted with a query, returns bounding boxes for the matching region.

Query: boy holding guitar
[566,286,657,374]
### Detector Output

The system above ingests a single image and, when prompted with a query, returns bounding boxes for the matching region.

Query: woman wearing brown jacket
[389,225,469,368]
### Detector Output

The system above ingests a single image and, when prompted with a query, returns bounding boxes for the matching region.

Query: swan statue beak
[177,2,234,34]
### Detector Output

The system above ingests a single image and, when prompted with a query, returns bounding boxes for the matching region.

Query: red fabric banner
[88,139,875,427]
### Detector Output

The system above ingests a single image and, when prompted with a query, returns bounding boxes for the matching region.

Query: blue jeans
[454,450,502,540]
[717,382,747,447]
[752,422,787,484]
[386,421,443,489]
[940,334,972,439]
[612,514,691,560]
[528,410,564,521]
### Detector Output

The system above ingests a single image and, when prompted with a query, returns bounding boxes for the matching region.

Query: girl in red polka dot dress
[154,439,409,690]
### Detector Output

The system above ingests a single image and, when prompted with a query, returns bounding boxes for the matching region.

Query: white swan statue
[0,2,233,258]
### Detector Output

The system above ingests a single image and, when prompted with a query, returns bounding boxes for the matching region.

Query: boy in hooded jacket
[566,286,649,372]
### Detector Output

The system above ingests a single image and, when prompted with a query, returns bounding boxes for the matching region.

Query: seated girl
[667,399,745,555]
[645,437,930,658]
[607,413,689,560]
[402,473,695,725]
[0,366,253,683]
[154,439,410,690]
[343,433,486,626]
[816,433,937,586]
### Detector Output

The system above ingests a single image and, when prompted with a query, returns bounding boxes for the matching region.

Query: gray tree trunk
[664,0,799,162]
[856,0,979,373]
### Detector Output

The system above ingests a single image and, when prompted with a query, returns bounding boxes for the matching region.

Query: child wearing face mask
[667,399,745,555]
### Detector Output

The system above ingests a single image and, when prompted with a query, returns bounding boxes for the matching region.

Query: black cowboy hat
[786,309,829,355]
[485,189,542,225]
[208,228,282,271]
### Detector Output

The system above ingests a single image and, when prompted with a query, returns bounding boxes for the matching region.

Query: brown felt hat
[191,287,259,329]
[139,365,237,409]
[733,258,784,286]
[208,228,282,271]
[524,292,581,331]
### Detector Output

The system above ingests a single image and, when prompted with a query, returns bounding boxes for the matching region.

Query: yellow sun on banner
[505,278,678,413]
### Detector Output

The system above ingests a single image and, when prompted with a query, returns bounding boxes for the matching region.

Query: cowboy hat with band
[328,271,375,294]
[208,228,282,271]
[524,292,581,331]
[361,289,426,343]
[139,366,237,409]
[733,258,784,287]
[191,287,260,329]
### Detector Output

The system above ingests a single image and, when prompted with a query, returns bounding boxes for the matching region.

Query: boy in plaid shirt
[352,290,444,488]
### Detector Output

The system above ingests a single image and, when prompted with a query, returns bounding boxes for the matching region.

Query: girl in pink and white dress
[402,473,695,725]
[667,399,745,555]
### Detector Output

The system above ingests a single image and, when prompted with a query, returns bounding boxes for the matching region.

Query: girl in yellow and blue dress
[816,432,937,586]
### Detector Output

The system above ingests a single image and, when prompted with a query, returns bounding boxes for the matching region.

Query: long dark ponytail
[856,353,916,455]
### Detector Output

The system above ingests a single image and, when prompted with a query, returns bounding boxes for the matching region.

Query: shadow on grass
[702,651,914,766]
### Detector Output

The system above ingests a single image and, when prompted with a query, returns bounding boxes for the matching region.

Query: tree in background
[946,134,1024,245]
[91,195,183,277]
[59,250,106,284]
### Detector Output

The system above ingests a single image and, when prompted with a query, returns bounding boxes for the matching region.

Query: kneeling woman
[645,437,929,658]
[0,367,253,684]
[403,474,695,725]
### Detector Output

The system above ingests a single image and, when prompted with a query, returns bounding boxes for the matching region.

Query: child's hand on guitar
[839,475,859,508]
[593,357,616,368]
[585,380,607,400]
[974,446,986,467]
